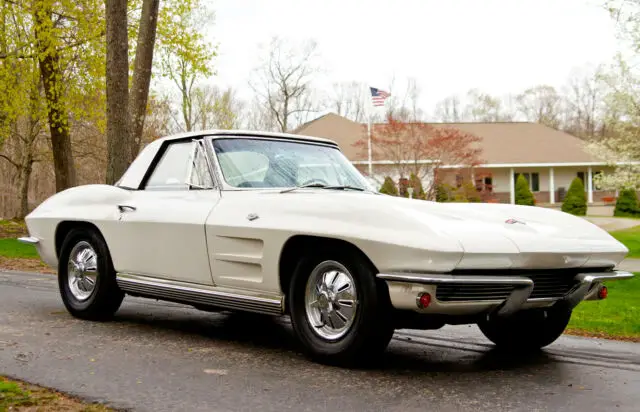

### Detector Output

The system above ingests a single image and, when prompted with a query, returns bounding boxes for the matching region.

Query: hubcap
[304,261,358,341]
[67,241,98,301]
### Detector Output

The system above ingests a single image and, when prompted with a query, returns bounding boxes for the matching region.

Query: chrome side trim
[562,270,634,309]
[116,273,284,316]
[17,236,39,245]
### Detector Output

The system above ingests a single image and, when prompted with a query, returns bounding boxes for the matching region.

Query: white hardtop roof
[156,129,338,146]
[116,129,340,189]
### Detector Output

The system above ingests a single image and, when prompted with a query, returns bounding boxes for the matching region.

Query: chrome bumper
[377,270,634,317]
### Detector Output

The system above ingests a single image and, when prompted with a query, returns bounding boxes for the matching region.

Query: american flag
[370,87,390,106]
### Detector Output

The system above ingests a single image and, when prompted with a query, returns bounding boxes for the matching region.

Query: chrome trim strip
[376,273,533,286]
[116,273,284,316]
[17,236,39,245]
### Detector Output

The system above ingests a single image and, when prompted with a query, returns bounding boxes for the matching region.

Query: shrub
[435,183,450,202]
[614,188,640,217]
[408,173,426,199]
[514,174,535,206]
[460,181,482,202]
[379,176,398,196]
[561,177,587,216]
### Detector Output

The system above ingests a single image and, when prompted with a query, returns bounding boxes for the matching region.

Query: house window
[514,172,540,192]
[455,174,463,188]
[475,176,493,192]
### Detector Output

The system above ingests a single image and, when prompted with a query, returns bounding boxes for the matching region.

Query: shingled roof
[294,113,599,165]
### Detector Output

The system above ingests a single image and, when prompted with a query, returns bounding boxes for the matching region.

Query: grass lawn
[0,376,111,411]
[567,273,640,340]
[609,225,640,258]
[0,238,38,259]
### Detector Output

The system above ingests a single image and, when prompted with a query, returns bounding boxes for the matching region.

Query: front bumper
[377,270,634,316]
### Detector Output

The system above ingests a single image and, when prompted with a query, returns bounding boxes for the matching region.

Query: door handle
[117,204,136,212]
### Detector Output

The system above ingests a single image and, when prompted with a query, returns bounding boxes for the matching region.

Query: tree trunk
[33,2,77,192]
[17,156,33,219]
[129,0,160,160]
[105,0,131,185]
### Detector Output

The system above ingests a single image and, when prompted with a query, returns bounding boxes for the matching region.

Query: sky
[199,0,622,118]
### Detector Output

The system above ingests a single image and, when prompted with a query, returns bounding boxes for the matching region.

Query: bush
[614,189,640,217]
[561,177,587,216]
[514,174,535,206]
[379,176,398,196]
[435,183,450,202]
[408,173,426,199]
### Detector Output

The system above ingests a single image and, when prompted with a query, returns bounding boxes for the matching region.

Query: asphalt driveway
[1,270,639,412]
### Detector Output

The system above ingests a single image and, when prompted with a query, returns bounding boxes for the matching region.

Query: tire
[477,304,572,352]
[288,250,394,366]
[58,227,124,321]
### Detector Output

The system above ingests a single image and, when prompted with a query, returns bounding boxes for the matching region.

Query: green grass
[0,378,34,410]
[568,273,640,339]
[609,225,640,258]
[0,238,38,259]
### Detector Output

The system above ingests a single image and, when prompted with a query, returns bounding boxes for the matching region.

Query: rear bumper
[377,270,634,316]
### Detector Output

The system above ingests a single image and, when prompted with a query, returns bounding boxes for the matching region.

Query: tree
[354,115,483,200]
[379,177,398,196]
[464,89,515,122]
[614,188,640,217]
[190,86,244,130]
[329,81,367,123]
[562,66,606,139]
[249,37,321,132]
[561,177,587,215]
[434,95,463,122]
[408,173,425,199]
[129,0,160,154]
[514,174,535,206]
[105,0,131,185]
[516,85,563,128]
[156,0,216,132]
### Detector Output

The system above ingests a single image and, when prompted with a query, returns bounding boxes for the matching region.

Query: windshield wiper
[280,183,366,193]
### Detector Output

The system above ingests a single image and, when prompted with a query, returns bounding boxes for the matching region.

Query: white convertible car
[19,130,633,365]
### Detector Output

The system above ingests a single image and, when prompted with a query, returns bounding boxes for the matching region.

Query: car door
[109,138,220,285]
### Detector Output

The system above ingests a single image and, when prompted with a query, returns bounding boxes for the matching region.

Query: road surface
[1,270,639,412]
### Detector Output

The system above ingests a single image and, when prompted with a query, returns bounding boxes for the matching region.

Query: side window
[187,141,214,189]
[144,140,213,190]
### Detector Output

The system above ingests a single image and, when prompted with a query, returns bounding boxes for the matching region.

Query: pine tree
[614,188,640,217]
[514,174,535,206]
[561,177,587,215]
[379,176,398,196]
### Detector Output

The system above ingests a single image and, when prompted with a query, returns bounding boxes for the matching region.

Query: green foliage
[408,173,425,199]
[514,174,535,206]
[614,189,640,217]
[435,183,450,202]
[610,225,640,258]
[434,181,481,203]
[379,176,398,196]
[561,177,587,216]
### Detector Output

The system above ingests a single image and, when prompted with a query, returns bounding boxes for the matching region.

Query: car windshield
[211,137,373,190]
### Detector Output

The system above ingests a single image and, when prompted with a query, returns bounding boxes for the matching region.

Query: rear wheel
[478,305,572,351]
[288,251,394,366]
[58,227,124,320]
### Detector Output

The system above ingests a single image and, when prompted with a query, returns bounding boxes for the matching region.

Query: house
[294,112,618,205]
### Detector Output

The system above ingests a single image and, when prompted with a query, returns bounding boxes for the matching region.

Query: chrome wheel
[67,241,98,301]
[304,261,358,341]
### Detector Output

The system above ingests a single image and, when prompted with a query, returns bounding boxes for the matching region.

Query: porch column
[587,166,593,204]
[549,167,555,204]
[509,168,515,204]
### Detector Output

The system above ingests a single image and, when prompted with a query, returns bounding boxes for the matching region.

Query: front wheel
[477,305,572,351]
[58,227,124,320]
[288,253,394,366]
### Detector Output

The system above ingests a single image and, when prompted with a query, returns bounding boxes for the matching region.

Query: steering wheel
[300,178,330,186]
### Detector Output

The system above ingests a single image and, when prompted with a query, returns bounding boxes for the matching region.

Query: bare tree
[434,95,463,122]
[516,85,563,128]
[249,37,321,132]
[562,66,606,139]
[190,85,245,130]
[464,89,515,122]
[330,81,366,122]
